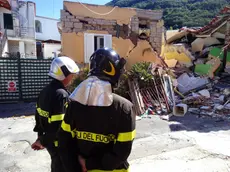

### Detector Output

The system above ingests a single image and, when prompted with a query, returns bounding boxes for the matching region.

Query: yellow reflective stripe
[37,107,64,123]
[64,102,68,108]
[75,131,115,144]
[117,130,136,142]
[88,168,129,172]
[37,108,49,118]
[48,114,64,123]
[54,141,58,147]
[61,120,75,138]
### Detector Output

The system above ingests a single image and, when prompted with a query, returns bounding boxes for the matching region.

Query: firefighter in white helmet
[31,56,81,172]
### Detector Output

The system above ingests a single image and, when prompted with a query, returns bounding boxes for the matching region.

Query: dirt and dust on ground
[1,6,230,172]
[1,104,230,172]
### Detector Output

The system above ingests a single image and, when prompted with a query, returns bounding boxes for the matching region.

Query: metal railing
[6,26,35,39]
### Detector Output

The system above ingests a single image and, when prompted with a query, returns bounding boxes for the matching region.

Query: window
[94,36,104,51]
[35,20,42,33]
[3,13,13,30]
[84,33,112,63]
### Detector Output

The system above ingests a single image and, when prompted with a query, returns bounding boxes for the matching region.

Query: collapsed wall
[60,3,163,55]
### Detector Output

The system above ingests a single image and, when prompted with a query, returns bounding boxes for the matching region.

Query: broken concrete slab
[191,38,205,53]
[164,59,178,68]
[177,73,209,94]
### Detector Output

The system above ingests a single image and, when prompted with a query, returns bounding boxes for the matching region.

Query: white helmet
[48,56,80,81]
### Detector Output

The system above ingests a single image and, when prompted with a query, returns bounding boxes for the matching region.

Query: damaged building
[163,6,230,77]
[60,1,164,69]
[157,6,230,119]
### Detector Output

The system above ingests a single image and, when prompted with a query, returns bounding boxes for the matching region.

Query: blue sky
[31,0,111,19]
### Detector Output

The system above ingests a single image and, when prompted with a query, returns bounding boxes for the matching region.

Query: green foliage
[114,62,153,98]
[106,0,230,29]
[129,62,153,88]
[113,72,130,99]
[129,62,152,81]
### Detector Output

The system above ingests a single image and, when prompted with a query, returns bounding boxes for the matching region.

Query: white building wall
[25,42,36,58]
[27,2,35,38]
[43,43,61,58]
[0,1,38,58]
[2,40,9,56]
[8,40,19,53]
[35,16,61,41]
[18,1,28,28]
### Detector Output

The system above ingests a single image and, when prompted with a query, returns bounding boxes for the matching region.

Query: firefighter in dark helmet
[58,47,136,172]
[31,56,80,172]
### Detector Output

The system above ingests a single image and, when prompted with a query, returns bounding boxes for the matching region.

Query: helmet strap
[61,65,71,77]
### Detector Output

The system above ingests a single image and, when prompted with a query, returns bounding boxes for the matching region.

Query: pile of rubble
[162,6,230,119]
[131,6,230,120]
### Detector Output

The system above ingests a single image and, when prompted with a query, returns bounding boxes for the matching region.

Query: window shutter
[84,33,95,63]
[104,34,112,49]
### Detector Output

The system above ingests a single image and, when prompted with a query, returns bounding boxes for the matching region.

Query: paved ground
[0,112,230,172]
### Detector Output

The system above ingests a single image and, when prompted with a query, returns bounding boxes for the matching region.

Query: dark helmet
[88,47,126,85]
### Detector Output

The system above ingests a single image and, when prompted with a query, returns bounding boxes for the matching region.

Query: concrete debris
[198,89,211,98]
[173,103,188,117]
[126,6,230,121]
[177,73,209,94]
[153,6,230,120]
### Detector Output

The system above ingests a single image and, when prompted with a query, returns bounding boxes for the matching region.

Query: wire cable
[74,0,117,16]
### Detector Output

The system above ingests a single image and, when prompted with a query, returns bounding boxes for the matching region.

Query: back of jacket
[33,79,70,147]
[58,93,136,172]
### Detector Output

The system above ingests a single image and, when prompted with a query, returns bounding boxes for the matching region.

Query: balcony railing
[6,26,35,39]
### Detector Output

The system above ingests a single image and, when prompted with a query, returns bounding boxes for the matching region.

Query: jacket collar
[51,79,65,89]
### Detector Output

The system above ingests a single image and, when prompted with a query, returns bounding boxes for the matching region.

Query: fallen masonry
[127,6,230,121]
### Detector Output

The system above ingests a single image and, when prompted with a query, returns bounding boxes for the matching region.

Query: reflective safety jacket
[33,79,70,147]
[58,93,136,172]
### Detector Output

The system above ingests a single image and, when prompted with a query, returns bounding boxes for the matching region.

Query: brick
[94,19,101,22]
[97,20,104,25]
[71,18,79,22]
[73,28,82,32]
[61,16,66,19]
[157,28,162,33]
[102,20,111,25]
[150,25,156,30]
[62,28,71,33]
[150,22,157,26]
[149,37,154,42]
[75,15,85,20]
[62,18,70,22]
[61,10,69,17]
[65,21,73,28]
[131,21,139,25]
[151,28,157,34]
[85,18,93,22]
[154,37,161,43]
[67,15,75,19]
[74,22,83,29]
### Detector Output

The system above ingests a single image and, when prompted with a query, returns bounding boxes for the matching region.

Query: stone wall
[61,10,117,35]
[61,8,163,54]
